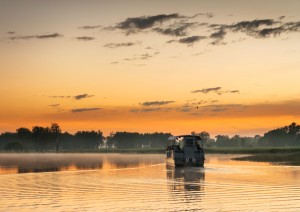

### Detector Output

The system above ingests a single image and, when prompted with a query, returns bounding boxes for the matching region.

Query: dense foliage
[0,122,300,151]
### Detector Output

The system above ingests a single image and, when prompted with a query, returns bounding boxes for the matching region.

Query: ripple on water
[0,154,300,211]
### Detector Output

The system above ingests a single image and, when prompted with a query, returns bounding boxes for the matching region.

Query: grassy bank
[233,152,300,165]
[204,147,300,154]
[2,147,300,165]
[2,147,300,154]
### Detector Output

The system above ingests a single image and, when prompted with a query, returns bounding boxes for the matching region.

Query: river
[0,153,300,211]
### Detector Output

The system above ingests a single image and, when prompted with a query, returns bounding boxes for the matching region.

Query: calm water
[0,153,300,211]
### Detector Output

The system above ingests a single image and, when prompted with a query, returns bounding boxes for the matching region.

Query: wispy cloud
[78,25,101,30]
[210,28,227,45]
[76,36,95,41]
[115,13,184,34]
[178,36,207,45]
[141,101,175,106]
[124,52,159,61]
[104,42,139,48]
[49,104,60,107]
[9,33,63,40]
[153,22,197,37]
[73,94,94,100]
[191,87,240,95]
[49,95,71,99]
[71,108,101,113]
[208,19,300,41]
[130,108,162,113]
[192,87,222,94]
[142,108,161,112]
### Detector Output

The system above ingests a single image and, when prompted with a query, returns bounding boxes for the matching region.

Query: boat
[166,135,205,167]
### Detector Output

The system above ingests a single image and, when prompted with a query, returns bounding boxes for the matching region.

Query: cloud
[207,19,300,41]
[188,104,244,116]
[194,12,214,18]
[73,94,94,100]
[49,95,71,98]
[141,108,161,112]
[49,104,60,107]
[191,87,222,94]
[110,61,119,64]
[256,22,300,38]
[210,28,227,39]
[192,87,240,95]
[104,42,139,48]
[124,52,159,61]
[220,19,300,39]
[166,39,176,43]
[210,28,227,45]
[178,104,193,112]
[140,53,152,60]
[152,22,197,37]
[36,33,62,39]
[115,13,183,33]
[229,19,277,33]
[7,31,15,34]
[113,12,212,35]
[9,33,63,40]
[76,36,95,41]
[78,25,101,30]
[141,101,175,106]
[129,108,162,113]
[71,108,101,113]
[178,35,206,45]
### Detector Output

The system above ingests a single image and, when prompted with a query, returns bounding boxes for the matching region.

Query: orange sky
[0,0,300,136]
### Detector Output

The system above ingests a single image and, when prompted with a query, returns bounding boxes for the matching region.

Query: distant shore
[2,147,300,165]
[2,147,300,154]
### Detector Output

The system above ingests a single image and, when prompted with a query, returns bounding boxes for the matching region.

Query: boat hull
[166,150,204,167]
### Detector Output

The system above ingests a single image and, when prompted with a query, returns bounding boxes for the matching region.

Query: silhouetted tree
[215,135,230,147]
[4,141,24,151]
[74,130,103,149]
[50,123,61,152]
[32,126,52,151]
[16,127,32,151]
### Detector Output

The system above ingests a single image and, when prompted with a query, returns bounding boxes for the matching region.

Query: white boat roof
[168,135,202,141]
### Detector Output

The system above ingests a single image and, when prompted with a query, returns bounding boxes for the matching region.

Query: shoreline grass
[2,147,300,154]
[233,152,300,165]
[2,147,300,165]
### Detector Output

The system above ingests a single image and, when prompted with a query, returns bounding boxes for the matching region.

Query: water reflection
[0,153,163,174]
[1,154,300,211]
[166,164,205,192]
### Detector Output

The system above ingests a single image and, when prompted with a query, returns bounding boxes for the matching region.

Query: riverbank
[2,147,300,165]
[2,147,300,154]
[233,152,300,165]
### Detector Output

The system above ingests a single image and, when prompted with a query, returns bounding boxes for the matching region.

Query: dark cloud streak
[71,108,101,113]
[178,35,206,45]
[76,36,95,41]
[141,101,175,106]
[73,94,94,100]
[78,25,101,30]
[104,42,139,48]
[9,33,63,40]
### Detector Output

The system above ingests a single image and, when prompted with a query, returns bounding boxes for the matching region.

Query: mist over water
[0,154,300,211]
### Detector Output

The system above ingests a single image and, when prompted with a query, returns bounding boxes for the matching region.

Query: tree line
[199,122,300,148]
[0,122,300,151]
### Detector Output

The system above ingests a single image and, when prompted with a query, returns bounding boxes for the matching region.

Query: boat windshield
[184,138,194,146]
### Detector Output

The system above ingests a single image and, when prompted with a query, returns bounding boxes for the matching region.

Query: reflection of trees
[0,154,103,173]
[166,164,205,199]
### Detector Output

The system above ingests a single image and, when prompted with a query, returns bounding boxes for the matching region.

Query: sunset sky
[1,0,300,136]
